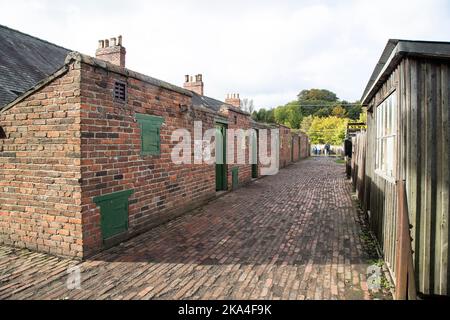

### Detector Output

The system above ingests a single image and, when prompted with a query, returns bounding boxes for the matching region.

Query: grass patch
[335,158,345,164]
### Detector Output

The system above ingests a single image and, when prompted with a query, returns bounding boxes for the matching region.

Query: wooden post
[395,180,417,300]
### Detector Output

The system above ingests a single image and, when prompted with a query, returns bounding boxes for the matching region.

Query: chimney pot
[225,93,241,108]
[183,73,204,95]
[95,36,126,68]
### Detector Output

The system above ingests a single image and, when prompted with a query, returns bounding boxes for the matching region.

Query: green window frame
[136,113,164,156]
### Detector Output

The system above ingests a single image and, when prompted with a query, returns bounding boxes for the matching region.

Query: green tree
[331,105,347,118]
[300,115,313,133]
[346,103,362,120]
[274,105,289,125]
[358,107,367,123]
[286,103,302,129]
[273,101,303,129]
[315,107,331,117]
[298,89,338,102]
[266,109,275,123]
[308,116,348,145]
[252,108,276,124]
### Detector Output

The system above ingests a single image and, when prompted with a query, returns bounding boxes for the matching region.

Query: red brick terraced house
[0,25,310,259]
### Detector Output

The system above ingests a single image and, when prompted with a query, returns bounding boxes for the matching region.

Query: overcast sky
[1,0,449,108]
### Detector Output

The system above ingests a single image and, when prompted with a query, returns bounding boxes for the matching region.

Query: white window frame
[375,91,397,181]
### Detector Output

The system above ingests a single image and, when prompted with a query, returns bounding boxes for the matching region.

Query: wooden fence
[351,131,367,210]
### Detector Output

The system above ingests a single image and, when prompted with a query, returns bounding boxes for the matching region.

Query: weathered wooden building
[360,39,450,297]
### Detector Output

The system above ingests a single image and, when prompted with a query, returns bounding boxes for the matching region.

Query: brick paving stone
[0,157,387,300]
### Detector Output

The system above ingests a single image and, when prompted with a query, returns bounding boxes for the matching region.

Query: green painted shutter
[136,114,164,156]
[141,124,160,155]
[94,189,134,240]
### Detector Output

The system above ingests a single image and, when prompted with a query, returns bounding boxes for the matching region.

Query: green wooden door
[232,167,239,189]
[215,123,227,191]
[93,189,134,240]
[251,129,258,178]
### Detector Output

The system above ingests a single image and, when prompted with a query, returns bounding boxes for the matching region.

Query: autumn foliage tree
[251,88,363,145]
[307,116,348,145]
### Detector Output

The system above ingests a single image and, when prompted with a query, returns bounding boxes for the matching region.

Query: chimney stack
[225,93,241,108]
[183,74,204,96]
[95,35,126,68]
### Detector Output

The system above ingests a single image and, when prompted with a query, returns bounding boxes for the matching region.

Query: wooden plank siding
[351,132,367,209]
[364,57,450,296]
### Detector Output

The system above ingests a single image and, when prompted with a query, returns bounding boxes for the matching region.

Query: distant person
[325,143,331,156]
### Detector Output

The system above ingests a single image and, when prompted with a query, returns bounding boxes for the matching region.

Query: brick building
[0,25,309,259]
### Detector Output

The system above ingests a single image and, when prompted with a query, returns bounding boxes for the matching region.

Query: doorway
[251,129,258,178]
[215,123,227,191]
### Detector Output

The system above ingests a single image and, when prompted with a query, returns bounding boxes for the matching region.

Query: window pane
[387,102,391,135]
[386,137,394,177]
[375,91,397,177]
[377,107,380,138]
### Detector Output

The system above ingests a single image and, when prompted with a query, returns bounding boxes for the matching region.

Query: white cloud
[1,0,449,109]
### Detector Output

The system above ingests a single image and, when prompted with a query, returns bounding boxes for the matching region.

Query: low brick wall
[292,134,300,162]
[279,125,292,168]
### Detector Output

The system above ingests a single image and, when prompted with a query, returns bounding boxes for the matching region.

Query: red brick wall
[0,56,310,259]
[79,62,216,256]
[299,133,310,159]
[225,109,252,189]
[258,127,275,176]
[292,134,300,162]
[0,65,83,258]
[279,125,292,169]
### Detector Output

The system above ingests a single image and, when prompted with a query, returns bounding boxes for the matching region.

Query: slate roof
[192,93,227,112]
[0,24,70,107]
[191,92,250,116]
[0,24,250,119]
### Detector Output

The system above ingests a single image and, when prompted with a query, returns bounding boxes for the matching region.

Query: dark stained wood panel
[360,57,450,296]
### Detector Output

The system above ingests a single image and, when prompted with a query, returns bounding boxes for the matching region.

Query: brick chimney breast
[95,35,126,68]
[183,74,204,96]
[225,93,241,108]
